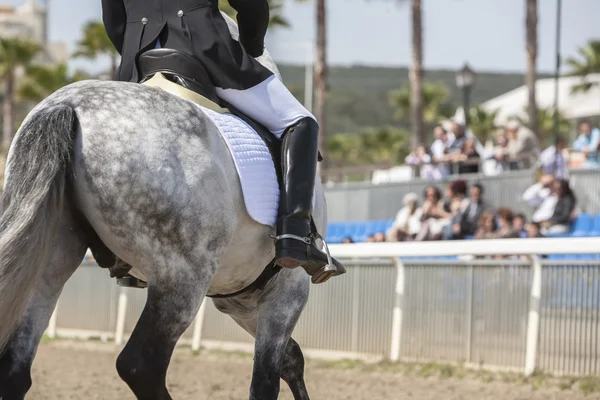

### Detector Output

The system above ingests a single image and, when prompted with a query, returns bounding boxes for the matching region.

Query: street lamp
[455,63,476,128]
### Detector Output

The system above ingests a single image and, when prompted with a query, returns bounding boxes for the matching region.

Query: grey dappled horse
[0,18,325,400]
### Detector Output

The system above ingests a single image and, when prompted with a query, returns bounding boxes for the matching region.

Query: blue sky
[7,0,600,73]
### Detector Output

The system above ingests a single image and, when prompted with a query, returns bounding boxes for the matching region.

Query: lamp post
[552,0,562,142]
[455,63,476,129]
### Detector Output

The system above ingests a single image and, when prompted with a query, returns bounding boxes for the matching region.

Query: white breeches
[216,75,315,138]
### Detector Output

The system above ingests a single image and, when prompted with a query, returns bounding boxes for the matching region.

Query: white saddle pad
[199,106,280,227]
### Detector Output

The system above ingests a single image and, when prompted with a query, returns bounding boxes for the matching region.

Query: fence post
[115,287,129,346]
[191,299,208,352]
[47,300,59,339]
[524,255,542,376]
[389,257,405,362]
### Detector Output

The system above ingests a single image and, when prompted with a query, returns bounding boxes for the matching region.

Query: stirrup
[309,233,339,284]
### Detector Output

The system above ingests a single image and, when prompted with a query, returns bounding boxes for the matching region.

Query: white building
[0,0,68,64]
[481,74,600,126]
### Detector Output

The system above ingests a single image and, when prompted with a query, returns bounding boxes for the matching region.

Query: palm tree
[390,82,455,125]
[409,0,425,150]
[315,0,329,181]
[73,21,119,79]
[518,106,571,146]
[566,40,600,93]
[18,64,89,103]
[525,0,539,138]
[356,127,410,166]
[467,106,499,142]
[0,37,41,151]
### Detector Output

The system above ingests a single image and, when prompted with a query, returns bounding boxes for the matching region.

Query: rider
[101,0,335,275]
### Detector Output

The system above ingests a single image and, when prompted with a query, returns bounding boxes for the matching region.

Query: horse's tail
[0,104,77,352]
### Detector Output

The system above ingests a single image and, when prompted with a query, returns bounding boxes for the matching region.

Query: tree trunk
[315,0,328,182]
[2,71,15,153]
[410,0,425,149]
[526,0,539,138]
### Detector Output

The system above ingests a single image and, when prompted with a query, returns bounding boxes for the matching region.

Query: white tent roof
[481,74,600,125]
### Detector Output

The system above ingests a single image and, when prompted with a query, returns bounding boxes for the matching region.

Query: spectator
[523,174,556,223]
[526,222,544,238]
[458,183,488,238]
[448,121,467,154]
[513,213,527,238]
[405,145,437,179]
[499,120,540,169]
[342,237,354,244]
[494,208,520,238]
[387,193,422,241]
[573,120,600,166]
[457,138,480,174]
[540,137,568,178]
[415,185,451,241]
[474,210,498,240]
[442,180,470,240]
[542,179,577,234]
[373,232,386,242]
[523,176,576,235]
[430,125,454,178]
[366,235,375,243]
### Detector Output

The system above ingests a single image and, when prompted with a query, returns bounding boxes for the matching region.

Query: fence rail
[47,237,600,377]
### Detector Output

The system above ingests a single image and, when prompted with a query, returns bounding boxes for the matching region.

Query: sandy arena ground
[27,341,598,400]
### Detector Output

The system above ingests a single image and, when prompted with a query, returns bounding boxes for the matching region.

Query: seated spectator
[494,208,520,238]
[474,210,498,239]
[540,137,567,178]
[526,222,544,238]
[572,120,600,167]
[445,183,487,239]
[373,232,386,242]
[513,213,527,238]
[415,185,451,241]
[523,176,576,235]
[456,138,480,174]
[342,237,354,244]
[543,179,576,234]
[497,120,540,169]
[366,235,375,243]
[387,193,422,242]
[523,174,556,222]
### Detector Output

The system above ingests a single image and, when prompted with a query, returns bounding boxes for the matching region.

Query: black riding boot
[274,117,345,283]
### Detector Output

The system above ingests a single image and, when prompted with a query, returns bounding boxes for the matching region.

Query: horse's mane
[220,12,283,82]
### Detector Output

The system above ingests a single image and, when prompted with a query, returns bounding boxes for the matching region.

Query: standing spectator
[474,210,498,240]
[573,120,600,166]
[415,186,451,241]
[494,208,520,238]
[405,146,437,179]
[430,125,454,178]
[387,193,422,241]
[457,138,480,174]
[448,120,467,154]
[540,137,567,178]
[513,213,528,238]
[500,120,540,169]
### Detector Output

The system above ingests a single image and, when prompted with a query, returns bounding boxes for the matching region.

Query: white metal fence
[47,237,600,376]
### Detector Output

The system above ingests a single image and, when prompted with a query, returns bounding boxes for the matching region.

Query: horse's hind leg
[217,268,310,400]
[115,257,217,400]
[0,218,87,400]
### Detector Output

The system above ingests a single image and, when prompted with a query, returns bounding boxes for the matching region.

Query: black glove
[230,0,269,58]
